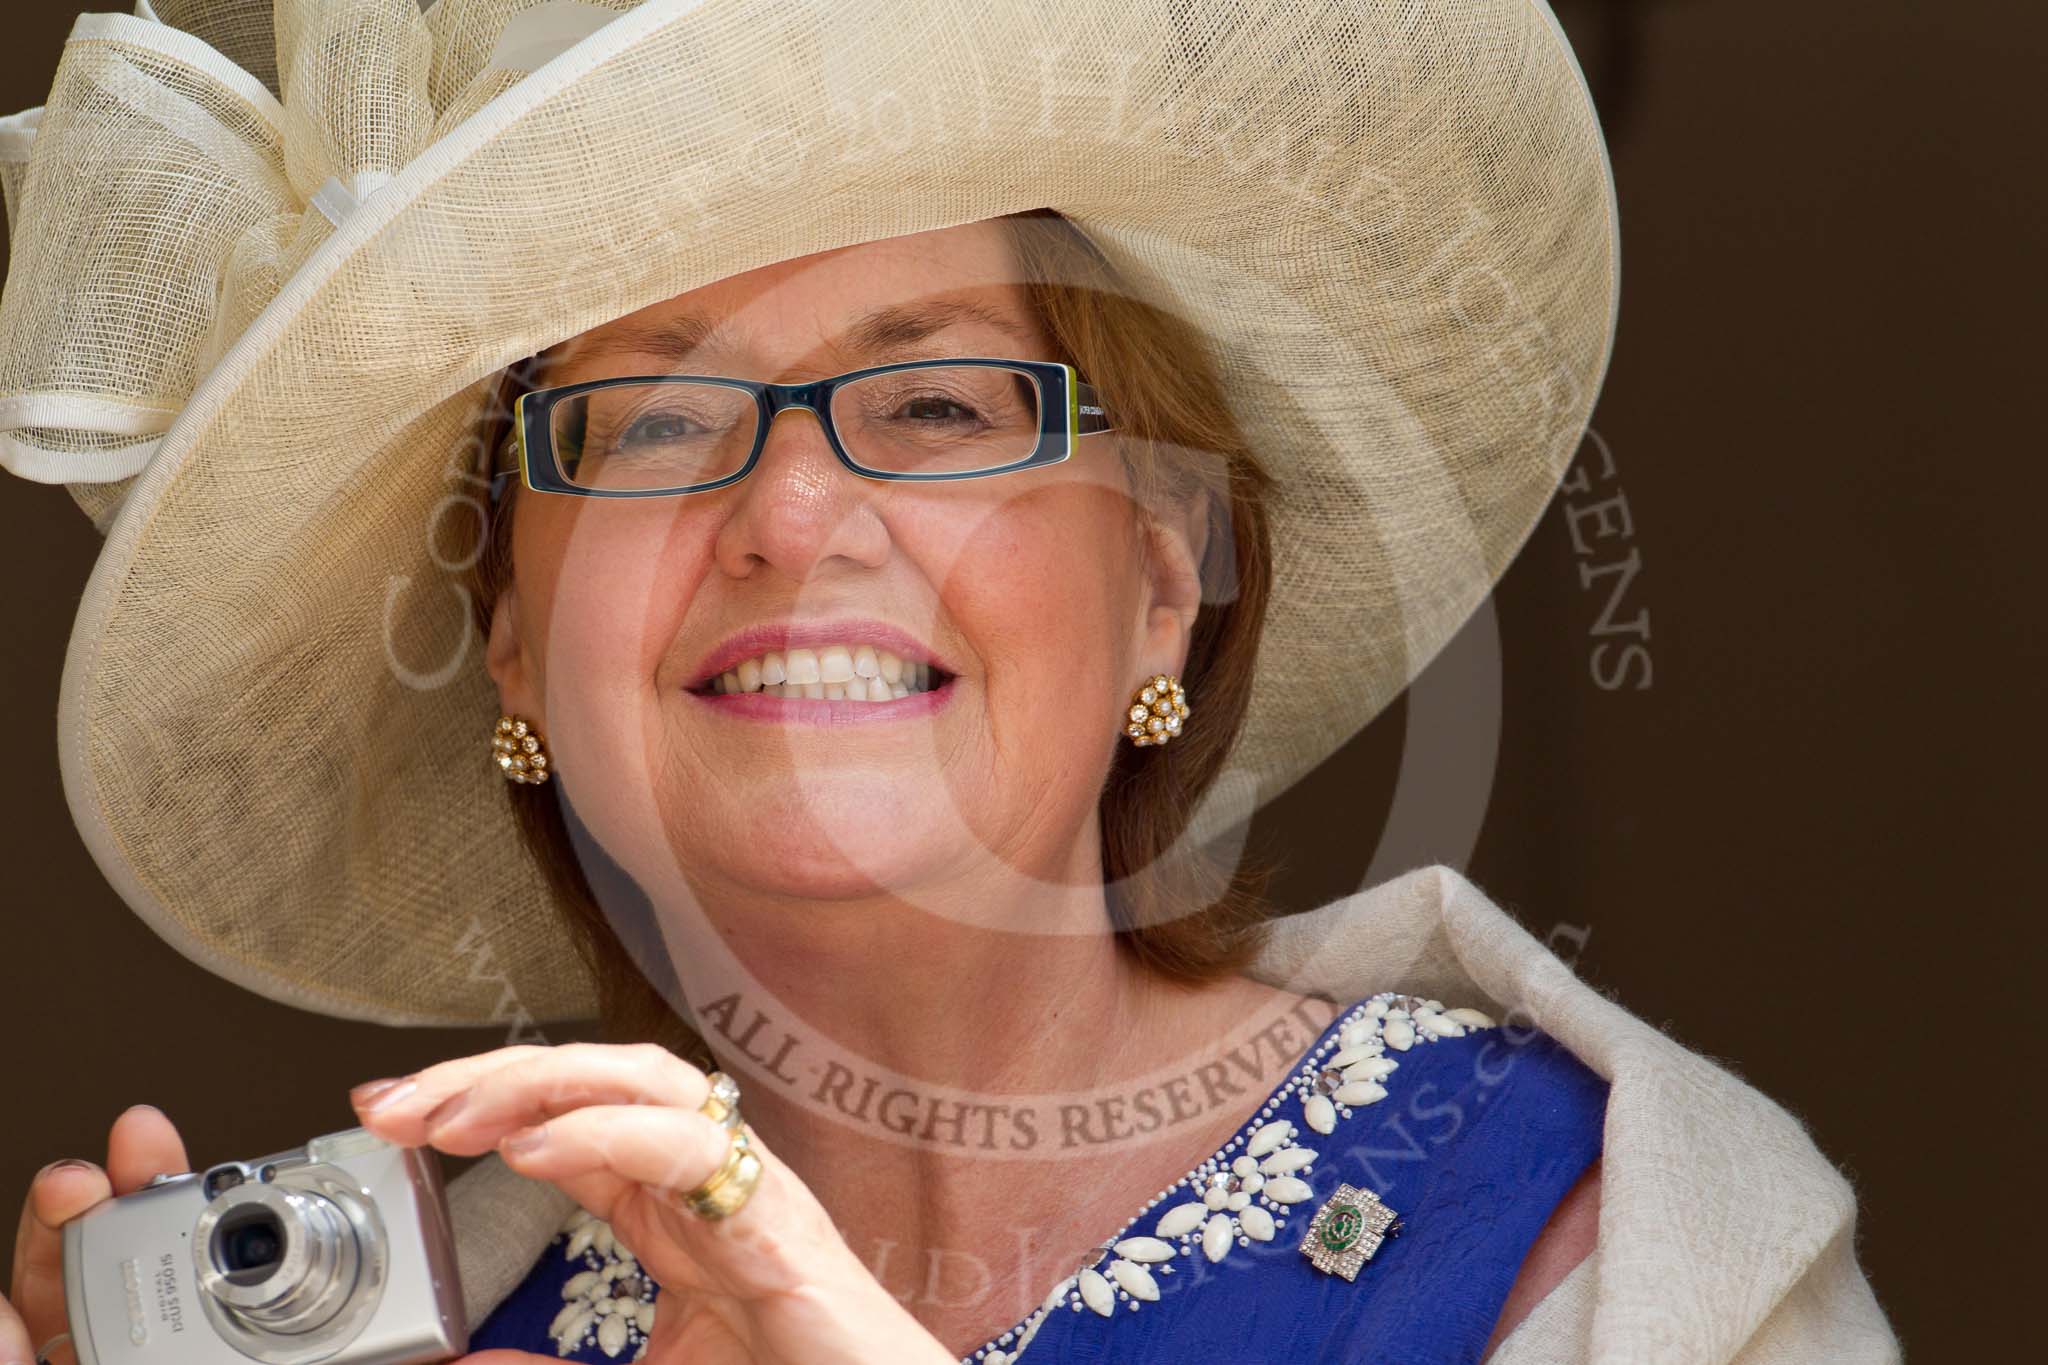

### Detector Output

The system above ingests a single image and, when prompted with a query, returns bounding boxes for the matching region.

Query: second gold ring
[676,1070,761,1220]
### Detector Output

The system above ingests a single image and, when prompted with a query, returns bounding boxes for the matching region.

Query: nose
[708,400,890,580]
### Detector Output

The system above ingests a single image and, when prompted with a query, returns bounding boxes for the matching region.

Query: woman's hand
[3,1106,192,1365]
[350,1043,952,1365]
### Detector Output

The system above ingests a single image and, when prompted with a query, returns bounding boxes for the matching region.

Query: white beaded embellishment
[547,1207,658,1359]
[960,992,1496,1364]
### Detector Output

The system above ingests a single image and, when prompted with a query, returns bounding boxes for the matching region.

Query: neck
[643,844,1333,1351]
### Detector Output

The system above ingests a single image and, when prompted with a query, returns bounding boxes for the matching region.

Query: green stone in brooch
[1302,1184,1400,1281]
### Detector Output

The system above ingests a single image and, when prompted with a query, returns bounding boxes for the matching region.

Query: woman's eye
[620,412,699,444]
[895,394,982,424]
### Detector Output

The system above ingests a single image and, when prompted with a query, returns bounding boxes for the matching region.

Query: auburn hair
[466,209,1282,1059]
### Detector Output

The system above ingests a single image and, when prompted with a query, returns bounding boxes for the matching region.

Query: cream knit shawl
[444,864,1903,1362]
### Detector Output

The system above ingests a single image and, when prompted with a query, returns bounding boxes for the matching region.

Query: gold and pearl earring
[491,714,552,783]
[1124,674,1190,746]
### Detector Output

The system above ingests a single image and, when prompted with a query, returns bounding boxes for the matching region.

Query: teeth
[699,642,941,702]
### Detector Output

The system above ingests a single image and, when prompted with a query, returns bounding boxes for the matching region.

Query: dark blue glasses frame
[488,356,1114,502]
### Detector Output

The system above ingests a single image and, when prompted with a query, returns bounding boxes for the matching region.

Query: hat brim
[53,0,1616,1025]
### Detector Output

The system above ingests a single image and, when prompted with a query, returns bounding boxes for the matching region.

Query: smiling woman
[470,209,1286,1055]
[0,1,1897,1364]
[445,207,1602,1364]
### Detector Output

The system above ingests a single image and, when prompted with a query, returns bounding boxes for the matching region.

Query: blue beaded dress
[466,992,1607,1364]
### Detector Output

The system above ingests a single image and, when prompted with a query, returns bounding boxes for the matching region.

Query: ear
[485,581,544,721]
[1134,488,1214,681]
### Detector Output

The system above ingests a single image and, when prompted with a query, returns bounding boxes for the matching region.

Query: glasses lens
[830,364,1045,475]
[549,381,759,491]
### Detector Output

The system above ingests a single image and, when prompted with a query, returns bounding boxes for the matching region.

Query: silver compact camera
[61,1127,467,1365]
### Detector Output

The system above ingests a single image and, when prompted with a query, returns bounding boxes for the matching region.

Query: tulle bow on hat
[0,0,631,529]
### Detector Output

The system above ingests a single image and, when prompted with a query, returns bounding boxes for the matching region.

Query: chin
[671,798,946,899]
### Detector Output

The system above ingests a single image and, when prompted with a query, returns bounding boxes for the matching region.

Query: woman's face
[487,220,1203,909]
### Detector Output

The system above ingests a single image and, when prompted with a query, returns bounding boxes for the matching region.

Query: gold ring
[677,1124,763,1220]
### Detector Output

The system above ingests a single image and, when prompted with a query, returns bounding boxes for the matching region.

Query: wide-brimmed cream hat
[0,0,1615,1026]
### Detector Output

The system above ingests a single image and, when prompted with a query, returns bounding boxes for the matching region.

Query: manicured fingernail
[421,1088,470,1128]
[502,1123,548,1153]
[351,1077,417,1111]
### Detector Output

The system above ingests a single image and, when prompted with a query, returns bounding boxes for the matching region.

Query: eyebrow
[555,297,1036,370]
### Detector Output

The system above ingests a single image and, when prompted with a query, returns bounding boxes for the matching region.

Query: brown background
[3,1,2038,1358]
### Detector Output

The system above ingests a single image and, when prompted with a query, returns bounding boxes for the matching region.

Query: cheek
[946,485,1141,723]
[521,502,702,737]
[521,503,717,888]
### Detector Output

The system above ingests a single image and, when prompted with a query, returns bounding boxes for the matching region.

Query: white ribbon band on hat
[309,169,398,228]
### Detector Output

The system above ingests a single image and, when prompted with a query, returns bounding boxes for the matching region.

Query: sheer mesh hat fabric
[0,0,1617,1026]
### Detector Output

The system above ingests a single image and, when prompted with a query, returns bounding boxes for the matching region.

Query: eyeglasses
[488,357,1115,502]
